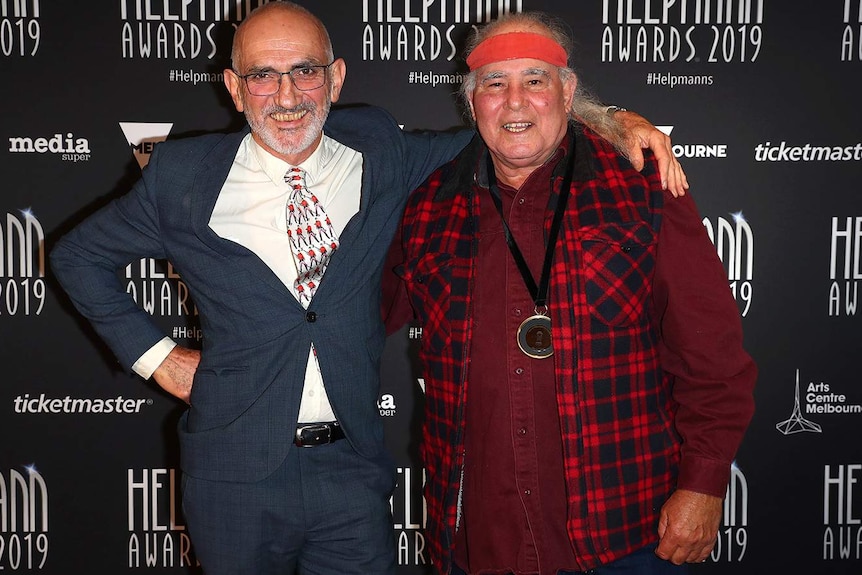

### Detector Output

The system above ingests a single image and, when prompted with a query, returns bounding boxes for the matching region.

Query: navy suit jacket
[51,106,471,482]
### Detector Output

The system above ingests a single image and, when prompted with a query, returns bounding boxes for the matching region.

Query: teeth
[272,110,307,122]
[503,122,531,132]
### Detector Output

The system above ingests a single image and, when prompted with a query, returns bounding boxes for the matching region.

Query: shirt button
[514,308,522,316]
[524,489,531,495]
[514,368,524,375]
[306,311,317,322]
[518,427,527,436]
[518,198,525,205]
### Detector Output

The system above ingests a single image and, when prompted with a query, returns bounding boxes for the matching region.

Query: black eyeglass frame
[232,62,335,95]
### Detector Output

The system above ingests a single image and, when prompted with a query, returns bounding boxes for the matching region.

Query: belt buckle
[296,423,332,447]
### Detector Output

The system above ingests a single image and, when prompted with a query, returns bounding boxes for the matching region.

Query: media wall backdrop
[1,1,860,573]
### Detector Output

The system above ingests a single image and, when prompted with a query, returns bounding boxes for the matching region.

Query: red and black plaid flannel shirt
[389,125,756,573]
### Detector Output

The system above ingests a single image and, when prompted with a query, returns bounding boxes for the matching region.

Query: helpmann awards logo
[128,468,198,568]
[1,0,40,56]
[1,209,46,316]
[0,465,49,570]
[601,0,765,63]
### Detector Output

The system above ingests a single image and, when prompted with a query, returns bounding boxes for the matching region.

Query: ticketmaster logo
[13,393,153,414]
[755,141,862,161]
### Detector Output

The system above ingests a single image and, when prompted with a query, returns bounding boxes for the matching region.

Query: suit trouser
[182,438,397,575]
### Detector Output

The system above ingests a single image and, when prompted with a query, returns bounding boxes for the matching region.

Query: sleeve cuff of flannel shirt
[677,455,732,499]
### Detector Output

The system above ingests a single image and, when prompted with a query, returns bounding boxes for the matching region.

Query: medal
[517,313,553,358]
[485,135,575,360]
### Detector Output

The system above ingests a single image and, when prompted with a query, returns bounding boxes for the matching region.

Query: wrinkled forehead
[234,11,330,68]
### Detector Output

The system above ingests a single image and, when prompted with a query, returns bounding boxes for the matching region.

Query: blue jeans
[451,544,690,575]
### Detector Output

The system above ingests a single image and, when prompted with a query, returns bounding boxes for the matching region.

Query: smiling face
[224,6,345,165]
[466,24,576,188]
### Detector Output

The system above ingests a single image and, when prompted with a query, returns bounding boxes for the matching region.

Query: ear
[224,68,245,113]
[466,90,476,123]
[328,58,346,103]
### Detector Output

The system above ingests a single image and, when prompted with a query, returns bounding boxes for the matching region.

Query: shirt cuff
[677,455,733,498]
[132,337,177,379]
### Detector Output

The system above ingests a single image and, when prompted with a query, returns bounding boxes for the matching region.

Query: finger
[654,533,673,561]
[666,160,683,197]
[627,141,646,171]
[656,154,671,192]
[673,158,690,196]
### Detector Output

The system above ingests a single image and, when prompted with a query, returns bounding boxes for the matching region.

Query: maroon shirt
[454,148,579,574]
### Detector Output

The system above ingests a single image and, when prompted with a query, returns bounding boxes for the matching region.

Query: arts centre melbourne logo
[776,369,862,436]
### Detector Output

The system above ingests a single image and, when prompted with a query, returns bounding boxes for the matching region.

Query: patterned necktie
[284,167,338,306]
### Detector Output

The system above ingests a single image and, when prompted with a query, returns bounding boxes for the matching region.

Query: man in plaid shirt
[384,11,757,575]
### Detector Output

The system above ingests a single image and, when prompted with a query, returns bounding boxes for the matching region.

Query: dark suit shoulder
[324,105,403,153]
[152,128,248,168]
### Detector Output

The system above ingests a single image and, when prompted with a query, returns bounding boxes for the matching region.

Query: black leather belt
[294,422,345,447]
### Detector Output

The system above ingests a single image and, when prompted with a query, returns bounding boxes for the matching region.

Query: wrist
[604,105,627,115]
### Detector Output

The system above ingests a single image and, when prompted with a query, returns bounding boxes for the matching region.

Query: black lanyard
[484,135,575,311]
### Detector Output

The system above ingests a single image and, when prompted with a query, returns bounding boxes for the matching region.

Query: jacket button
[306,311,317,322]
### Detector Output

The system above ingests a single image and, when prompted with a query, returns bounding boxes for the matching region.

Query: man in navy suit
[50,2,685,574]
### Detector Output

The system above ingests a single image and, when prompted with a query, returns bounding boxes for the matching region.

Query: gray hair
[459,11,628,156]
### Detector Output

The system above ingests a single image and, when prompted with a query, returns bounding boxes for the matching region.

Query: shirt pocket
[579,222,657,327]
[396,252,452,351]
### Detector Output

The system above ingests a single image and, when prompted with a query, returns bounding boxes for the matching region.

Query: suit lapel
[188,128,300,303]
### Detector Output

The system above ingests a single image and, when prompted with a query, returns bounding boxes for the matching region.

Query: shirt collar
[475,133,569,191]
[248,134,337,190]
[435,123,591,201]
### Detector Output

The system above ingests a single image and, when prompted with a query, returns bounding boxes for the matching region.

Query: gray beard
[247,99,330,159]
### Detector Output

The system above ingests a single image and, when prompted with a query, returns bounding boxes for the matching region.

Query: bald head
[223,1,346,165]
[231,1,334,71]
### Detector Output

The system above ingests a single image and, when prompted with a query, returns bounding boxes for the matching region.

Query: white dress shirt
[133,133,363,424]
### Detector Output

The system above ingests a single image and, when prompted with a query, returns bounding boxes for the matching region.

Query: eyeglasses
[233,63,334,96]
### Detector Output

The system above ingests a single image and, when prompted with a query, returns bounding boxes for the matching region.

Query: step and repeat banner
[1,1,860,574]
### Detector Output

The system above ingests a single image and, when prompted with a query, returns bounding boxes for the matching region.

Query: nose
[504,83,526,110]
[274,73,302,107]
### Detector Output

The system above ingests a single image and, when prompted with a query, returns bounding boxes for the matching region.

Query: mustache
[265,102,316,115]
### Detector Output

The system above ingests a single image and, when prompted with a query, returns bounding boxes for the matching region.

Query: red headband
[466,32,568,71]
